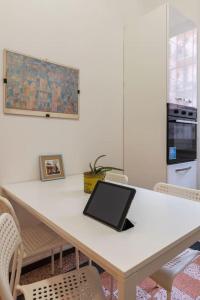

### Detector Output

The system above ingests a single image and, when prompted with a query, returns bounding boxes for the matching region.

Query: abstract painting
[4,50,79,119]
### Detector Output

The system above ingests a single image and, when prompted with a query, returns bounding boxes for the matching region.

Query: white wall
[169,0,199,23]
[0,0,199,190]
[0,0,124,185]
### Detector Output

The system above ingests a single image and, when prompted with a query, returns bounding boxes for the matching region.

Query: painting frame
[3,49,80,120]
[39,155,65,181]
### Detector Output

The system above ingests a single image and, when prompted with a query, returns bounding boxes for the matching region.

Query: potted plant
[84,155,123,193]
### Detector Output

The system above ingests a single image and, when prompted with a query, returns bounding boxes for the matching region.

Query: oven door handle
[175,120,198,125]
[175,166,192,173]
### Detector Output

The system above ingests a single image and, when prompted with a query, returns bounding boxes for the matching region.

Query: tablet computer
[83,181,136,231]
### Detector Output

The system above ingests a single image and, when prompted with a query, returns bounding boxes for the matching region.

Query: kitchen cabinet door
[168,7,198,108]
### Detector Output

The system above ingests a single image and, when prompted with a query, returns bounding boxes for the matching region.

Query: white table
[2,175,200,300]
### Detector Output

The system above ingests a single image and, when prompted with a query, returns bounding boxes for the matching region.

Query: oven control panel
[167,103,197,120]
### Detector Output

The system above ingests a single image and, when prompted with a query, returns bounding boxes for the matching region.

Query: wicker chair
[152,183,200,300]
[0,196,72,275]
[105,172,128,185]
[0,213,106,300]
[154,182,200,202]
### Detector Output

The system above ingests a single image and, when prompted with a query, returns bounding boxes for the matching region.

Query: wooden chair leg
[51,249,55,275]
[89,259,92,266]
[59,246,63,269]
[110,276,114,300]
[75,247,80,270]
[167,291,171,300]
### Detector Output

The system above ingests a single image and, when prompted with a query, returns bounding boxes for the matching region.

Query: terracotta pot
[84,172,105,194]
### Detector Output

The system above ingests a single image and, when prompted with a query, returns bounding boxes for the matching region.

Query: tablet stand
[121,218,134,231]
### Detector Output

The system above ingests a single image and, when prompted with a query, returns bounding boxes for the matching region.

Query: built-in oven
[167,104,197,165]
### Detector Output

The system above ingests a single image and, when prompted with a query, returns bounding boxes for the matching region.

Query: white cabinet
[167,161,197,189]
[124,4,198,189]
[168,7,198,108]
[124,4,167,189]
[167,7,198,189]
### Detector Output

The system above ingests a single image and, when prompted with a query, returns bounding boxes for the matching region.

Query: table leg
[118,275,137,300]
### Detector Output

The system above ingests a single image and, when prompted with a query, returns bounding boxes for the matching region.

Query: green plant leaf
[95,168,112,174]
[93,155,106,172]
[89,163,94,174]
[108,167,124,171]
[96,166,123,172]
[95,166,104,170]
[94,166,108,173]
[95,166,123,174]
[96,166,123,171]
[88,154,123,175]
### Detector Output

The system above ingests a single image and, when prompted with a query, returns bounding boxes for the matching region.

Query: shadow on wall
[138,0,167,14]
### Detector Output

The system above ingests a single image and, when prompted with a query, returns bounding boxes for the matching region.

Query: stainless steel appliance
[167,104,197,165]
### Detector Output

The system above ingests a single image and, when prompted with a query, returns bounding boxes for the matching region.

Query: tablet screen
[83,181,136,231]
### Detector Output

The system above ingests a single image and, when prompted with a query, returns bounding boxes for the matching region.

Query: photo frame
[39,155,65,181]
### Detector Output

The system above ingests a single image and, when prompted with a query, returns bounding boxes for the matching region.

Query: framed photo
[39,155,65,181]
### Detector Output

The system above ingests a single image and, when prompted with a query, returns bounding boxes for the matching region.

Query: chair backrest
[154,182,200,202]
[0,196,21,232]
[105,172,128,184]
[0,213,23,300]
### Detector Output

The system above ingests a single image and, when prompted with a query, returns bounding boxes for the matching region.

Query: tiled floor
[19,250,200,299]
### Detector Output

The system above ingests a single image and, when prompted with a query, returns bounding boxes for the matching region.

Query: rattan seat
[18,266,105,300]
[105,172,128,184]
[0,213,105,300]
[154,182,200,202]
[151,248,199,292]
[0,195,68,274]
[22,223,65,260]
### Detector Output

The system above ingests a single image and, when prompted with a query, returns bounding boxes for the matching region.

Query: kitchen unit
[167,104,197,188]
[167,7,198,189]
[124,3,198,190]
[167,161,197,189]
[167,104,197,165]
[168,7,197,108]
